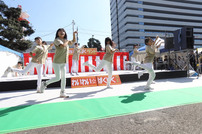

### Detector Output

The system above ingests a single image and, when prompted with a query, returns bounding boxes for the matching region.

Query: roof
[0,45,23,58]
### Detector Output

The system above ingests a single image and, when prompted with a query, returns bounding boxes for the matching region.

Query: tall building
[110,0,202,51]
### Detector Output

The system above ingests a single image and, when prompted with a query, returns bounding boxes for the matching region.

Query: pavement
[0,76,201,134]
[11,103,202,134]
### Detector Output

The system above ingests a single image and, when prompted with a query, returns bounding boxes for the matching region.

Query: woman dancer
[42,41,53,77]
[131,37,161,90]
[70,43,85,76]
[131,44,139,71]
[40,28,77,98]
[3,37,46,92]
[83,37,118,88]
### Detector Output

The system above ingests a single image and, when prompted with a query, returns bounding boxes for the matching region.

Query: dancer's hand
[50,43,54,47]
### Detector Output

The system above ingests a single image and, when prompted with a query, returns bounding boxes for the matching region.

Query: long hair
[55,28,67,39]
[105,37,113,52]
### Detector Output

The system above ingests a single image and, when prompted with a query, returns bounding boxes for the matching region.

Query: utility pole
[91,35,94,48]
[72,20,75,33]
[77,27,78,44]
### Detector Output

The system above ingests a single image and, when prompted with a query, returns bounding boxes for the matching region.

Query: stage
[0,70,187,91]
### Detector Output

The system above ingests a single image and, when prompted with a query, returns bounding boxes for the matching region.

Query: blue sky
[4,0,111,47]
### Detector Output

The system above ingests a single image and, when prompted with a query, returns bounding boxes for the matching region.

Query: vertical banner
[47,57,52,74]
[96,56,100,66]
[117,56,121,70]
[80,56,85,72]
[123,56,127,70]
[88,56,93,72]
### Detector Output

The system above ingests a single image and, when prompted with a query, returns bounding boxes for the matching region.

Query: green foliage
[87,37,102,51]
[0,0,35,51]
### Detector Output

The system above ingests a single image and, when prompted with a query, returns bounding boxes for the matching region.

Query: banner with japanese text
[69,48,97,55]
[71,76,97,88]
[96,75,121,86]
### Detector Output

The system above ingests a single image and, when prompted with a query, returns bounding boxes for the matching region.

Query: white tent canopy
[0,45,22,77]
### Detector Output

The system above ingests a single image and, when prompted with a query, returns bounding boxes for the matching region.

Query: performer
[40,28,77,98]
[42,41,53,77]
[83,37,119,88]
[104,41,117,73]
[131,37,161,90]
[12,61,23,77]
[70,43,85,76]
[3,37,48,92]
[131,44,139,71]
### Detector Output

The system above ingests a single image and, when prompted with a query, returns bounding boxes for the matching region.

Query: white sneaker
[60,91,69,98]
[138,71,143,79]
[36,86,41,93]
[144,86,152,90]
[70,73,74,76]
[107,85,113,89]
[83,61,89,66]
[40,81,47,93]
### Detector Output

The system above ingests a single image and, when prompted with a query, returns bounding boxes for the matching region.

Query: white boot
[60,90,69,98]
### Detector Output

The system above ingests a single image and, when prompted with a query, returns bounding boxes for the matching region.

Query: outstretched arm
[47,43,54,50]
[68,31,77,46]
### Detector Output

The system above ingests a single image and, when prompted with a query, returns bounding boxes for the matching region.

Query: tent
[0,45,23,58]
[129,45,147,57]
[0,45,23,77]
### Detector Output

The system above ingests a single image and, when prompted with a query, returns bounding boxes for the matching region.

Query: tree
[0,0,34,51]
[87,37,102,51]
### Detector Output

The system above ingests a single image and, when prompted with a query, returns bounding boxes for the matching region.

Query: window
[138,8,143,11]
[138,15,144,18]
[138,1,143,4]
[139,22,144,25]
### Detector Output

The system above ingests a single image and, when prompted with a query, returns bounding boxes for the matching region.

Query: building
[110,0,202,51]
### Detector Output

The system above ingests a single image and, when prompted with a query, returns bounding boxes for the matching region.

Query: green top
[31,45,46,64]
[103,44,114,63]
[144,45,155,63]
[131,48,138,59]
[53,38,73,64]
[72,46,80,61]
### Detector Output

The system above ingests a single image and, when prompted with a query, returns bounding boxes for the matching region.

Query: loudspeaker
[174,29,181,51]
[181,27,194,49]
[173,27,194,51]
[165,37,174,50]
